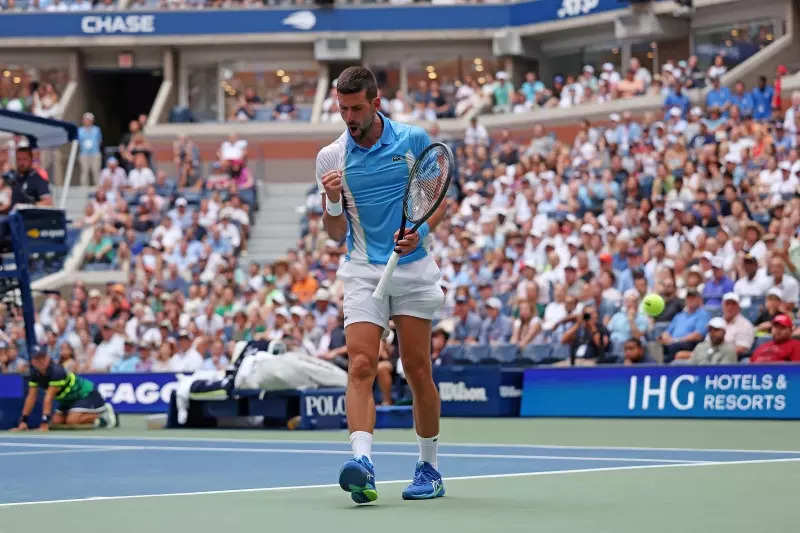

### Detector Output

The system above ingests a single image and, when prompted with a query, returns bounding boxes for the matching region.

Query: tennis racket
[372,141,454,299]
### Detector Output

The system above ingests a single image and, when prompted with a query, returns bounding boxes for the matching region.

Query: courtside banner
[520,365,800,419]
[434,366,522,417]
[83,373,180,414]
[0,374,24,429]
[0,0,627,39]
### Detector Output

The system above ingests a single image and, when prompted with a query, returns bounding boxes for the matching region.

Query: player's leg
[344,321,382,437]
[393,315,439,440]
[390,256,446,500]
[336,263,390,504]
[376,359,394,405]
[394,315,445,500]
[64,411,99,425]
[63,390,117,428]
[51,411,66,425]
[338,321,382,503]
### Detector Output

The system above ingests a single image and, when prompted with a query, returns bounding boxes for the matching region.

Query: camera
[583,312,591,321]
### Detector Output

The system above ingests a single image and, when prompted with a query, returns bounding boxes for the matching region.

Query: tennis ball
[642,293,665,317]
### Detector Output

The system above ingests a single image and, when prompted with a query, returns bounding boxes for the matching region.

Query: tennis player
[10,346,117,431]
[317,67,448,503]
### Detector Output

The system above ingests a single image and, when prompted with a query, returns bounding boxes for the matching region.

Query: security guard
[10,346,117,431]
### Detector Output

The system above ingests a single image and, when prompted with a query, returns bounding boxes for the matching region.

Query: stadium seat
[742,305,761,324]
[520,344,552,365]
[551,343,571,363]
[463,344,490,364]
[487,343,520,364]
[440,344,465,365]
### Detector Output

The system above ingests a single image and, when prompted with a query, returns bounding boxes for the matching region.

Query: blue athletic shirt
[316,113,433,265]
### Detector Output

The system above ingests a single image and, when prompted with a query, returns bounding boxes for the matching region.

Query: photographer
[559,305,610,366]
[4,146,52,209]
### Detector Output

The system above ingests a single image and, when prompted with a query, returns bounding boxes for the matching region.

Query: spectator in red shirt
[750,314,800,363]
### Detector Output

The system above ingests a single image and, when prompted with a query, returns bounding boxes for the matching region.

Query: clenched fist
[321,170,343,204]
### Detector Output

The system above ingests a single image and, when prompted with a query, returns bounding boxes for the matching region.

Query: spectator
[450,295,482,344]
[464,116,489,147]
[719,293,754,357]
[656,277,684,323]
[91,323,124,372]
[623,337,648,365]
[730,81,754,118]
[750,314,800,362]
[5,146,52,207]
[676,317,737,365]
[703,258,734,307]
[111,338,142,373]
[127,153,155,193]
[659,289,710,363]
[510,301,543,347]
[98,156,127,192]
[607,289,649,353]
[559,305,610,366]
[170,330,204,371]
[767,255,799,307]
[272,92,297,121]
[478,297,512,345]
[751,75,774,121]
[77,112,102,186]
[706,76,732,115]
[754,288,786,334]
[219,133,247,162]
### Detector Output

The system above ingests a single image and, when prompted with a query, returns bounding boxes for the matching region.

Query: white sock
[349,431,373,461]
[417,434,439,469]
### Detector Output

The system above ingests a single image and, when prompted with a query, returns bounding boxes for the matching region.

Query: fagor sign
[81,15,155,34]
[522,366,798,419]
[83,373,179,413]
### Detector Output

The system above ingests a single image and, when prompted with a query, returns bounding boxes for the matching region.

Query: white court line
[0,447,125,457]
[0,442,707,464]
[2,456,799,508]
[2,434,799,455]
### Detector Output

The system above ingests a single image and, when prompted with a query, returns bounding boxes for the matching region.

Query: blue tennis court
[3,434,800,506]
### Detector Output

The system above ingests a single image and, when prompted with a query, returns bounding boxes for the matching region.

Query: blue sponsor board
[0,0,627,38]
[86,373,180,413]
[521,365,800,419]
[434,366,523,417]
[0,374,24,429]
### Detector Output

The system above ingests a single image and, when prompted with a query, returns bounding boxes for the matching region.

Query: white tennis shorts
[338,254,444,331]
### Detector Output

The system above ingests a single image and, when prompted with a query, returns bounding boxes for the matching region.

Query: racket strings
[405,149,451,223]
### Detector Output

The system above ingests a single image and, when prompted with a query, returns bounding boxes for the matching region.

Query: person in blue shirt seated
[706,76,733,116]
[478,297,513,345]
[658,289,711,363]
[450,295,482,344]
[663,81,690,119]
[703,257,735,307]
[111,337,142,373]
[730,81,754,118]
[751,75,774,121]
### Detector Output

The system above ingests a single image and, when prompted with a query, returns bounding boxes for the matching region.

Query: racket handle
[372,252,400,299]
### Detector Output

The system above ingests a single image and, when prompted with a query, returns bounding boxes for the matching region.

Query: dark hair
[336,67,378,100]
[624,338,643,349]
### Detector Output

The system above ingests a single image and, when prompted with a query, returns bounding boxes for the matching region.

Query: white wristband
[326,197,343,216]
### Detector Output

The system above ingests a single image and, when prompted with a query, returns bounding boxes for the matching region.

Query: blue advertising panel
[521,365,800,419]
[0,0,628,38]
[0,374,24,429]
[434,366,522,417]
[85,373,179,413]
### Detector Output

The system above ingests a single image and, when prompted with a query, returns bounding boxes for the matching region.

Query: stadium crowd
[322,52,784,125]
[3,68,800,388]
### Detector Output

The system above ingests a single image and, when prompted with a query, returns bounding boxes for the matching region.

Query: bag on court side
[174,341,347,425]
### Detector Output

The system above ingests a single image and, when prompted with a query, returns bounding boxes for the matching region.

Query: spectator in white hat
[675,317,737,365]
[721,293,754,356]
[311,288,338,324]
[478,297,513,345]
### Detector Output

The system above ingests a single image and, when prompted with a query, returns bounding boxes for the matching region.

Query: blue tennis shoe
[338,456,378,504]
[402,461,445,500]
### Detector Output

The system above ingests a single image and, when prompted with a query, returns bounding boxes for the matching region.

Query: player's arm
[10,386,38,431]
[321,191,347,242]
